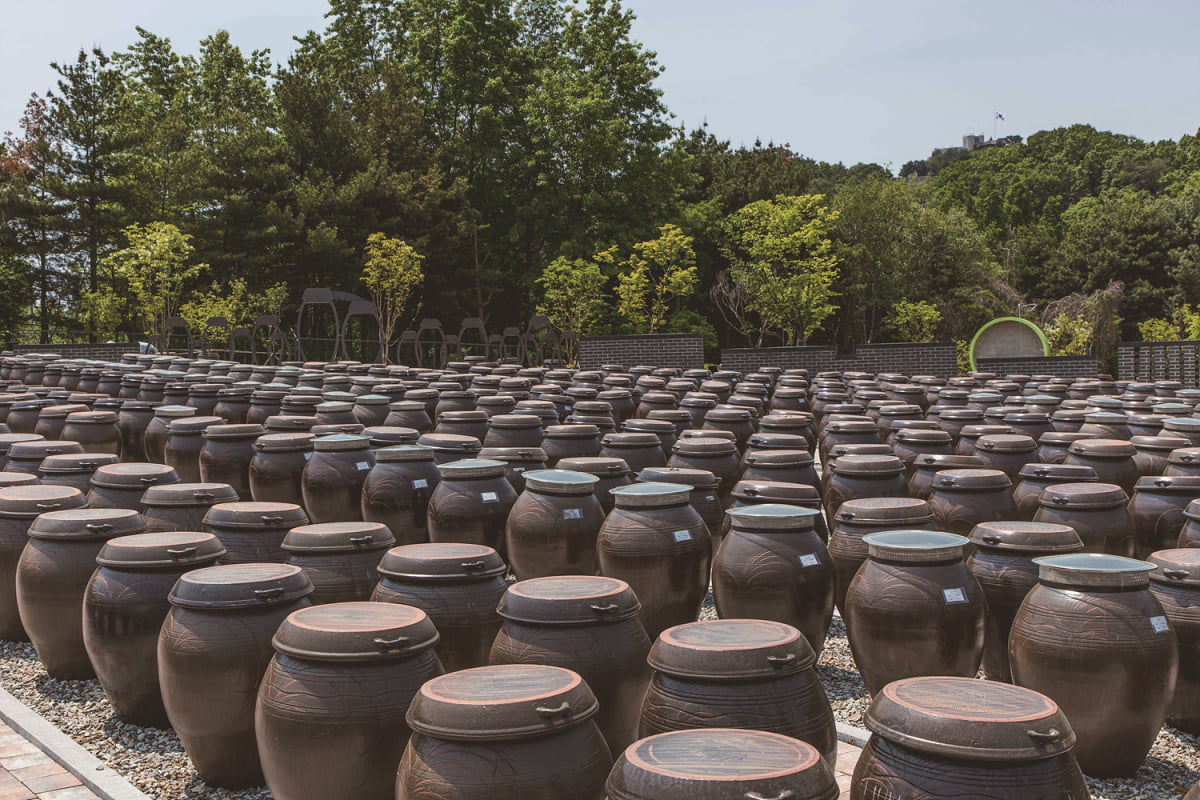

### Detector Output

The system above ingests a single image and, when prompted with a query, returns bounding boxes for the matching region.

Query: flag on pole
[995,112,1006,121]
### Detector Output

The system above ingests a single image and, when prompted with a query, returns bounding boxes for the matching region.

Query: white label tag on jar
[303,452,313,460]
[942,588,967,604]
[799,554,820,567]
[563,508,583,520]
[512,466,525,473]
[706,495,716,501]
[411,479,428,489]
[564,406,573,413]
[1151,615,1170,633]
[673,530,692,542]
[481,491,499,503]
[356,462,371,471]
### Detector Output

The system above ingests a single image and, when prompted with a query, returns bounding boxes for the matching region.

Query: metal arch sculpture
[251,315,283,364]
[296,289,341,363]
[339,301,384,363]
[162,317,195,356]
[456,318,491,360]
[523,315,560,366]
[203,316,233,359]
[414,319,447,368]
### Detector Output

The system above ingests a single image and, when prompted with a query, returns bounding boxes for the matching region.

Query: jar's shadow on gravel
[1087,748,1200,798]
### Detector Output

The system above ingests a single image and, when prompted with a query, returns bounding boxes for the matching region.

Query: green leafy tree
[886,300,941,342]
[180,278,289,350]
[362,232,425,361]
[1138,318,1180,342]
[536,247,613,345]
[616,224,697,333]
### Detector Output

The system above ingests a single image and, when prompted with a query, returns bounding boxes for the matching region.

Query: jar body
[1151,580,1200,732]
[165,432,206,482]
[505,489,605,579]
[16,538,107,678]
[927,486,1019,536]
[667,451,741,502]
[1032,503,1134,557]
[144,504,212,533]
[1129,487,1200,559]
[824,472,909,521]
[372,577,506,672]
[361,461,440,546]
[427,475,517,559]
[301,448,374,523]
[828,518,935,616]
[285,549,386,604]
[965,548,1041,683]
[62,420,121,456]
[200,438,257,500]
[249,449,308,505]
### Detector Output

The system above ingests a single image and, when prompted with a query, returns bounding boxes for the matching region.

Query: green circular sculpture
[968,317,1049,372]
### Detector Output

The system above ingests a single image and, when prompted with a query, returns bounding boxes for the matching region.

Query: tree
[536,247,613,342]
[362,232,425,361]
[886,300,941,342]
[616,224,697,333]
[722,194,840,346]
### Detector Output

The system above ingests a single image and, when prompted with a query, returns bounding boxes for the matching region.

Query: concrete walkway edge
[0,686,151,800]
[836,720,870,747]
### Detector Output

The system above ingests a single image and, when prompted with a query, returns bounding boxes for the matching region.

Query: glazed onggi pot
[301,434,374,523]
[926,468,1018,537]
[1148,549,1200,733]
[1009,553,1177,777]
[361,445,440,546]
[281,522,395,604]
[203,501,309,564]
[828,497,934,615]
[823,455,909,522]
[906,453,987,500]
[1032,482,1134,557]
[1128,475,1200,559]
[256,602,443,800]
[86,463,179,512]
[427,458,518,559]
[556,457,632,513]
[1011,463,1097,521]
[505,469,604,579]
[636,467,723,544]
[851,676,1089,799]
[396,664,612,800]
[142,482,240,533]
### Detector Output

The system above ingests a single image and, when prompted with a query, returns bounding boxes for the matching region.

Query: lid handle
[140,476,160,485]
[260,515,284,524]
[940,477,957,487]
[167,546,198,559]
[766,653,797,667]
[1184,454,1196,463]
[254,587,285,601]
[80,461,99,469]
[1156,478,1172,487]
[605,463,624,473]
[980,440,995,450]
[373,636,411,653]
[743,487,759,497]
[535,702,572,718]
[85,523,114,532]
[590,603,620,615]
[838,510,854,520]
[981,534,1001,545]
[1025,728,1062,743]
[193,491,214,501]
[349,535,373,546]
[1164,569,1190,580]
[461,560,486,571]
[1034,467,1049,477]
[35,503,62,510]
[1052,496,1069,505]
[745,792,794,800]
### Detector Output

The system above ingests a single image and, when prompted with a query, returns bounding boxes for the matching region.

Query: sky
[5,0,1200,171]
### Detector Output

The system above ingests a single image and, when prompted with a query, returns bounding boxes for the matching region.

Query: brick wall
[6,343,135,361]
[975,355,1099,378]
[577,334,706,369]
[719,342,958,377]
[1118,341,1200,385]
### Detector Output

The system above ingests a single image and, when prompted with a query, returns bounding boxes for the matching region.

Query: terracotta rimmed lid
[1169,447,1200,465]
[959,425,1016,439]
[911,454,986,471]
[968,521,1082,553]
[975,433,1037,453]
[938,409,985,420]
[64,410,118,425]
[252,432,315,453]
[377,542,507,580]
[142,482,239,507]
[489,414,543,430]
[1017,464,1097,483]
[865,676,1076,761]
[202,423,265,440]
[743,449,813,468]
[636,467,718,490]
[1134,475,1200,494]
[610,482,691,509]
[498,575,640,625]
[97,531,225,568]
[1033,552,1154,588]
[932,468,1012,491]
[39,453,120,473]
[543,424,600,440]
[830,455,905,477]
[0,434,44,453]
[272,601,439,661]
[729,480,820,504]
[704,408,753,422]
[1068,438,1136,458]
[373,444,436,464]
[1038,482,1127,509]
[169,563,314,609]
[27,507,145,540]
[835,497,933,524]
[406,664,598,740]
[1149,549,1200,588]
[863,530,968,562]
[649,619,815,679]
[203,501,309,529]
[282,521,395,553]
[746,433,810,451]
[725,503,821,531]
[0,473,38,490]
[165,416,224,434]
[264,415,317,431]
[603,432,663,448]
[312,433,370,452]
[1132,435,1189,453]
[417,432,482,451]
[555,457,631,477]
[37,404,88,419]
[438,458,507,480]
[522,469,599,495]
[7,440,84,461]
[826,420,880,435]
[90,463,179,488]
[0,484,87,517]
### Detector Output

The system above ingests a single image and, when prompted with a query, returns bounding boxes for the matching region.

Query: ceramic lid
[959,425,1015,438]
[0,484,86,517]
[497,575,640,625]
[555,457,630,477]
[1132,435,1189,452]
[373,444,436,464]
[932,468,1012,492]
[863,530,969,563]
[97,531,225,568]
[704,408,752,422]
[729,480,820,504]
[477,447,548,463]
[165,416,224,434]
[312,433,370,452]
[64,410,118,424]
[1038,482,1128,509]
[489,414,542,429]
[895,429,953,445]
[272,601,439,661]
[1068,438,1136,458]
[865,676,1076,761]
[826,420,880,435]
[610,482,691,509]
[388,400,430,412]
[7,440,84,460]
[202,423,265,440]
[975,433,1037,453]
[747,433,810,451]
[0,473,38,489]
[203,501,309,529]
[252,432,315,453]
[407,664,598,740]
[910,454,987,471]
[1149,549,1200,588]
[0,434,44,452]
[37,404,88,419]
[1165,418,1200,433]
[603,432,663,448]
[1017,464,1097,483]
[169,563,314,609]
[377,542,507,580]
[90,462,179,488]
[544,424,600,439]
[636,467,718,490]
[417,433,482,452]
[1169,447,1200,465]
[39,453,119,473]
[281,521,395,553]
[648,619,815,679]
[622,419,676,434]
[142,482,239,507]
[1034,552,1154,588]
[438,458,507,479]
[1134,475,1200,494]
[835,497,933,524]
[968,521,1083,553]
[522,469,599,495]
[725,503,821,531]
[26,507,144,541]
[830,455,904,477]
[264,415,317,432]
[742,448,814,468]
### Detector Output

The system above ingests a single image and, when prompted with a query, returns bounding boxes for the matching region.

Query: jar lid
[169,563,314,609]
[272,602,438,661]
[489,414,542,430]
[959,425,1015,438]
[704,408,752,422]
[725,503,821,531]
[522,469,599,495]
[438,458,507,479]
[555,457,630,477]
[968,521,1083,553]
[932,468,1012,491]
[895,429,954,446]
[544,424,600,439]
[1132,435,1188,453]
[281,521,395,553]
[39,453,120,473]
[202,423,265,440]
[830,455,904,477]
[1169,447,1200,465]
[97,531,226,568]
[865,676,1076,761]
[90,462,179,488]
[636,467,718,490]
[747,433,810,451]
[38,404,88,419]
[835,497,933,524]
[1165,417,1200,433]
[26,507,144,541]
[1017,464,1097,483]
[975,433,1037,453]
[377,542,507,580]
[312,433,370,452]
[64,410,118,424]
[672,437,739,457]
[1134,475,1200,494]
[648,619,815,679]
[388,400,430,412]
[264,415,317,431]
[417,433,482,452]
[1149,549,1200,587]
[603,432,662,448]
[1038,482,1127,509]
[141,482,240,507]
[742,449,813,468]
[0,434,44,452]
[477,447,547,464]
[7,440,84,460]
[0,472,38,489]
[863,530,968,562]
[252,432,315,453]
[0,484,86,517]
[165,416,224,434]
[826,420,880,435]
[203,501,309,529]
[498,576,640,625]
[373,444,436,464]
[1068,438,1136,458]
[610,482,691,508]
[910,454,987,471]
[1033,552,1154,588]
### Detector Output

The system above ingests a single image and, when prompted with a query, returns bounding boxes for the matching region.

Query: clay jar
[361,445,440,545]
[828,497,935,615]
[18,508,147,679]
[639,618,837,765]
[199,423,264,500]
[823,455,909,522]
[1033,482,1134,556]
[598,483,712,641]
[600,432,667,474]
[159,564,314,789]
[248,432,313,505]
[852,676,1089,800]
[301,434,374,523]
[384,400,433,433]
[907,453,987,500]
[427,458,517,558]
[476,446,547,493]
[1180,499,1200,547]
[203,501,310,564]
[1168,447,1200,478]
[1065,437,1139,494]
[281,521,394,604]
[668,437,742,504]
[701,407,755,449]
[483,414,543,449]
[489,575,651,755]
[6,439,84,475]
[1009,553,1177,777]
[1012,463,1097,521]
[83,531,225,726]
[1147,550,1200,733]
[1129,475,1200,559]
[256,602,442,800]
[87,463,179,512]
[819,419,880,464]
[845,530,985,695]
[0,434,43,471]
[372,542,507,672]
[966,521,1083,683]
[0,485,87,641]
[397,664,612,800]
[144,406,195,464]
[637,466,723,542]
[712,505,834,655]
[505,469,604,579]
[926,468,1019,536]
[724,480,826,544]
[739,449,819,491]
[38,452,119,493]
[61,410,121,456]
[435,410,490,441]
[541,424,601,466]
[556,456,632,513]
[142,481,239,533]
[972,433,1040,482]
[163,415,224,482]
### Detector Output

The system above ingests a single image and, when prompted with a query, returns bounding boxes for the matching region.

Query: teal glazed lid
[610,482,691,509]
[1033,553,1155,588]
[863,530,969,563]
[724,503,821,531]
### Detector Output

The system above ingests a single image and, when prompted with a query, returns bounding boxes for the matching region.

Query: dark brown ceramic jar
[6,439,84,475]
[598,483,711,641]
[724,480,825,543]
[1129,475,1200,559]
[397,664,612,800]
[490,575,651,754]
[159,564,314,788]
[144,406,195,464]
[966,521,1083,683]
[742,432,813,466]
[384,400,433,432]
[416,432,482,465]
[372,542,507,671]
[38,452,119,493]
[360,445,439,545]
[213,387,252,424]
[425,458,517,559]
[1064,438,1139,494]
[301,434,374,523]
[845,530,985,695]
[83,531,225,726]
[1033,482,1134,556]
[256,602,442,800]
[18,508,147,679]
[163,415,224,482]
[906,453,987,500]
[819,419,880,463]
[1037,431,1093,465]
[476,446,547,492]
[852,676,1089,800]
[1132,434,1189,477]
[482,414,543,449]
[739,449,819,491]
[600,432,667,474]
[555,456,631,513]
[955,424,1015,456]
[1149,549,1200,733]
[972,433,1040,482]
[824,455,910,522]
[540,424,601,466]
[701,407,755,449]
[198,423,264,500]
[247,432,313,505]
[505,469,603,580]
[713,505,834,654]
[0,473,37,491]
[1011,463,1098,521]
[890,429,954,477]
[828,497,934,615]
[0,434,43,471]
[142,481,239,532]
[926,468,1019,537]
[281,521,394,604]
[636,466,722,542]
[667,437,741,503]
[434,410,490,441]
[33,403,87,441]
[87,462,179,512]
[1168,446,1200,478]
[639,619,837,765]
[1009,553,1176,777]
[203,501,309,564]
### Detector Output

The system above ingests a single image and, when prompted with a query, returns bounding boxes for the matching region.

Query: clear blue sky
[5,0,1200,170]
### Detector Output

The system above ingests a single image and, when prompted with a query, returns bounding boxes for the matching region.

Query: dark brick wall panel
[1118,341,1200,385]
[577,334,705,370]
[975,355,1099,378]
[6,343,134,360]
[719,343,958,378]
